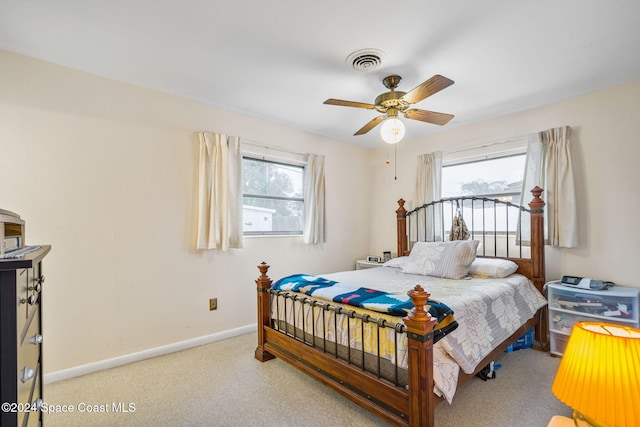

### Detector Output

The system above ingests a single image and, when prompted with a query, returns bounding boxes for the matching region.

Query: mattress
[271,265,547,403]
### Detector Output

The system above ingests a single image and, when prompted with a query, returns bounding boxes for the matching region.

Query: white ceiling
[2,0,640,148]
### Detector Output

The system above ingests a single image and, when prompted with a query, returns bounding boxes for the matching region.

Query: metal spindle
[346,309,352,365]
[334,309,338,358]
[294,295,301,340]
[493,201,497,256]
[274,291,280,332]
[284,293,291,336]
[300,296,306,342]
[482,199,487,256]
[310,302,316,348]
[519,208,523,258]
[440,202,445,242]
[361,314,368,370]
[377,318,385,378]
[470,198,475,241]
[322,304,327,353]
[394,326,400,385]
[505,203,510,258]
[424,207,428,242]
[450,201,454,240]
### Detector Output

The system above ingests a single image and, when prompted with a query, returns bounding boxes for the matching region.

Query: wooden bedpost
[404,285,438,427]
[528,186,549,351]
[528,186,546,290]
[397,199,409,258]
[255,262,275,362]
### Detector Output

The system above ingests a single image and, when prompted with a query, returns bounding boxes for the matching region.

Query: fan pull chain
[385,145,398,180]
[394,142,397,180]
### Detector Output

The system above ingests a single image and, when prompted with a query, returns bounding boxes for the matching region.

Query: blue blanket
[272,274,458,343]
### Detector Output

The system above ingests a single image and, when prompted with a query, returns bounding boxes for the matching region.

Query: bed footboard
[255,262,438,427]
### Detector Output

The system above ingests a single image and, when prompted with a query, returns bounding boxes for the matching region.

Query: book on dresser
[546,280,640,356]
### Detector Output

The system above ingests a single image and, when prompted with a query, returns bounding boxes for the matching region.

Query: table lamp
[552,322,640,427]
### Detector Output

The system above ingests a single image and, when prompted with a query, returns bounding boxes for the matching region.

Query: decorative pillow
[469,257,518,278]
[401,240,479,279]
[382,256,409,269]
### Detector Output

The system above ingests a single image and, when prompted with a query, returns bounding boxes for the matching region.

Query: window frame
[241,155,305,237]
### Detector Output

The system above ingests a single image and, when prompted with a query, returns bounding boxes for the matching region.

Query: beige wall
[0,50,372,373]
[368,80,640,289]
[3,47,639,377]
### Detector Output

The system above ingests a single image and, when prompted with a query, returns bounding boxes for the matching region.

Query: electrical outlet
[209,298,217,311]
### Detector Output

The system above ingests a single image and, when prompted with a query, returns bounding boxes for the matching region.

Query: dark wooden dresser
[1,245,51,426]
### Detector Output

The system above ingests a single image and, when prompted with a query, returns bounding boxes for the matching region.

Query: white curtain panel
[196,132,243,250]
[415,151,443,241]
[541,126,578,247]
[303,154,326,244]
[520,126,578,248]
[518,134,544,242]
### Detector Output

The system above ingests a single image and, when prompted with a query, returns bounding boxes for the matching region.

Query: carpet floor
[44,332,572,426]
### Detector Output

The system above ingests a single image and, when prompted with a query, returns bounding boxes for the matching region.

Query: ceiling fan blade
[404,109,454,126]
[323,98,376,109]
[354,116,385,135]
[401,75,454,105]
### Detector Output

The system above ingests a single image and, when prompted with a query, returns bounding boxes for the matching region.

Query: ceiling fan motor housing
[375,91,409,113]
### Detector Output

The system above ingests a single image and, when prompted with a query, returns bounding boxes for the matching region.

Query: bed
[254,187,548,427]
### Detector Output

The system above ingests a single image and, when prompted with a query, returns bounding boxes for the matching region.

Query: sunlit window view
[442,154,525,201]
[242,157,304,235]
[441,154,527,234]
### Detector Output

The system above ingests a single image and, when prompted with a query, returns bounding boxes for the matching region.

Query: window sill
[243,234,303,239]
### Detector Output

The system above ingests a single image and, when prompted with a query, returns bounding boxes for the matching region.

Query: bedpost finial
[531,186,543,199]
[397,198,407,216]
[529,187,545,211]
[407,285,432,321]
[257,262,271,283]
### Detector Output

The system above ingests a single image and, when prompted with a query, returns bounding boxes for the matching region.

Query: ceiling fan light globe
[380,117,405,144]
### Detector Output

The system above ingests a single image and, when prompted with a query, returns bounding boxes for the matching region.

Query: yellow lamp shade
[552,322,640,427]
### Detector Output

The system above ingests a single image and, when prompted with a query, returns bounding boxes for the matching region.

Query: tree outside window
[242,157,304,235]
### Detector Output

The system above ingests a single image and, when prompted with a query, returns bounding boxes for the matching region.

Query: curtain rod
[445,135,527,155]
[241,139,309,157]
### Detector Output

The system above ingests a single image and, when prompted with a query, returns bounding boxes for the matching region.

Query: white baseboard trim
[44,323,257,385]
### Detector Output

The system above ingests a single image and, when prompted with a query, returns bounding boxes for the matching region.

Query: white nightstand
[355,259,384,270]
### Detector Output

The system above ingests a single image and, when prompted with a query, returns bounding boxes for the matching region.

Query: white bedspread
[319,266,547,403]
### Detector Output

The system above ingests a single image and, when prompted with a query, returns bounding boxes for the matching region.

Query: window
[441,141,527,234]
[242,156,304,235]
[442,154,525,202]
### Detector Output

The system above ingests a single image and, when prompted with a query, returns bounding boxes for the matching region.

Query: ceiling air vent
[346,49,385,72]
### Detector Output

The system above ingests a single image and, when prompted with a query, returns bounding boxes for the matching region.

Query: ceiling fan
[323,74,455,143]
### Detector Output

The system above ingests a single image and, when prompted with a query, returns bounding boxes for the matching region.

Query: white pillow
[401,240,479,279]
[382,256,409,268]
[469,257,519,278]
